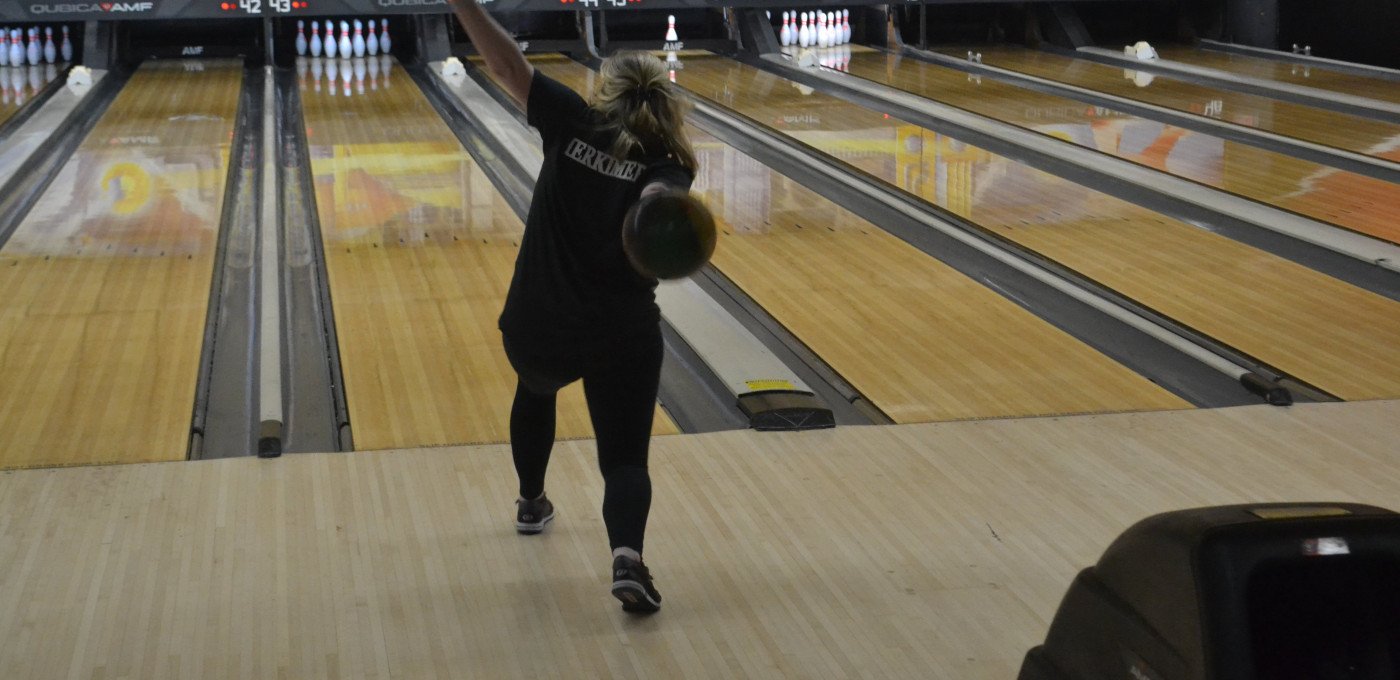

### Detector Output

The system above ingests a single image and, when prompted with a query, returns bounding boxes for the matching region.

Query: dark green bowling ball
[622,190,717,280]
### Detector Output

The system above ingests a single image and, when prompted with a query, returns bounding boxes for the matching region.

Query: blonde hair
[591,51,697,174]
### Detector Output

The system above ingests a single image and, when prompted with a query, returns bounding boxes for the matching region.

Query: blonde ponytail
[591,51,697,174]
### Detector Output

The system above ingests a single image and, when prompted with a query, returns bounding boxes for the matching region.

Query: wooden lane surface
[299,58,675,451]
[0,64,60,127]
[529,57,1187,422]
[0,61,241,470]
[960,47,1400,164]
[1155,46,1400,106]
[0,399,1395,678]
[846,51,1400,246]
[674,55,1400,401]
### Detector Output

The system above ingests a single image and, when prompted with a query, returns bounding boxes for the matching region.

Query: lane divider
[258,64,283,457]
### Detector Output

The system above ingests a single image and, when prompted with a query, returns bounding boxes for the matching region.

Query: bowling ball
[621,190,717,280]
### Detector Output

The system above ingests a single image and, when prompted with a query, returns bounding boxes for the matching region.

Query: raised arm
[447,0,534,106]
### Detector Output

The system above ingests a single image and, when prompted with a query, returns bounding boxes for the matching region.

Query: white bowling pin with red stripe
[352,20,366,58]
[338,21,352,59]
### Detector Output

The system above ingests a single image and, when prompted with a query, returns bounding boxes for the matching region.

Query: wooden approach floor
[1,400,1396,679]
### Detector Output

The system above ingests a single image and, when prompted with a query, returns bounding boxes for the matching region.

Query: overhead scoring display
[3,0,871,20]
[2,0,445,21]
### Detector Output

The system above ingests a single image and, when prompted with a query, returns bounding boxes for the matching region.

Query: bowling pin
[10,29,22,67]
[842,10,851,44]
[665,15,678,43]
[0,30,9,67]
[352,19,366,58]
[798,13,809,47]
[43,27,56,64]
[338,22,352,59]
[779,12,790,47]
[28,28,42,66]
[323,21,337,58]
[380,19,391,54]
[367,20,379,56]
[310,21,322,57]
[295,20,308,56]
[61,25,72,62]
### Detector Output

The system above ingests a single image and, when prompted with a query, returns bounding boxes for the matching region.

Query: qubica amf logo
[377,0,446,6]
[31,2,156,13]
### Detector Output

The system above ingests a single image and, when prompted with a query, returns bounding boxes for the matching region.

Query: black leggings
[503,325,664,554]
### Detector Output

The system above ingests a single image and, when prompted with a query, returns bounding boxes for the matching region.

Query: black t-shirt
[499,71,694,344]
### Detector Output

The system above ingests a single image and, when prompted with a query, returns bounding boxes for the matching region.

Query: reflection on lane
[958,47,1400,163]
[0,60,241,469]
[537,57,1188,422]
[1154,46,1400,106]
[846,51,1400,245]
[674,54,1400,401]
[299,56,673,450]
[0,63,62,125]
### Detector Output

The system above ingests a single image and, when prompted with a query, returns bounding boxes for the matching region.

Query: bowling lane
[0,64,63,127]
[1153,46,1400,106]
[943,47,1400,166]
[0,61,241,469]
[674,54,1400,401]
[526,56,1188,422]
[845,50,1400,245]
[299,57,675,451]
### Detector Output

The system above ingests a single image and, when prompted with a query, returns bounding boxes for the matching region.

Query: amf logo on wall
[30,2,156,14]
